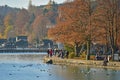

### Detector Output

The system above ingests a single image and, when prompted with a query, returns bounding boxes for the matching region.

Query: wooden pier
[0,48,47,53]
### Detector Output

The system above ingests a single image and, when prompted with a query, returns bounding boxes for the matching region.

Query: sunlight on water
[0,52,120,80]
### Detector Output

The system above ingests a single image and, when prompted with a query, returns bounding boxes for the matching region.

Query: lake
[0,52,120,80]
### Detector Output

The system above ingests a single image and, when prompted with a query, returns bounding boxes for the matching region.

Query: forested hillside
[0,0,58,44]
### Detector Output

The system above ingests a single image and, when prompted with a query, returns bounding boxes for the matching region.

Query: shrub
[68,52,75,59]
[80,51,86,60]
[90,55,95,60]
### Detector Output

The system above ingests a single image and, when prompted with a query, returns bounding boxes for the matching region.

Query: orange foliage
[48,0,92,46]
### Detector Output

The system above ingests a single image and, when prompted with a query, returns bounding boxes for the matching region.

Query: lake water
[0,52,120,80]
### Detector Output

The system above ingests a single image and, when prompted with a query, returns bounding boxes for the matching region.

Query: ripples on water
[0,52,120,80]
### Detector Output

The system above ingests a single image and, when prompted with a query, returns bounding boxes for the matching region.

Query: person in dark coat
[103,55,108,66]
[65,50,69,59]
[47,49,49,57]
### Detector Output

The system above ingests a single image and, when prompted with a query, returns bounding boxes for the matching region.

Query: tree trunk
[111,46,116,61]
[86,40,91,60]
[74,43,80,57]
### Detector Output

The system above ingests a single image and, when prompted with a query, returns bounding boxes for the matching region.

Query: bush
[68,52,75,59]
[90,55,95,60]
[80,51,86,60]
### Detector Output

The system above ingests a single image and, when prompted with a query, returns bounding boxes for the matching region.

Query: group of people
[47,48,69,59]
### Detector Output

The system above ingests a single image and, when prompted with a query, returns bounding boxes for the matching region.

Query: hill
[0,1,59,44]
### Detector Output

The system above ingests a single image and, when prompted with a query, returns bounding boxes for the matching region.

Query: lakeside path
[44,56,120,70]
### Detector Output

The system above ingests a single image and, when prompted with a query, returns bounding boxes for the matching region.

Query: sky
[0,0,66,9]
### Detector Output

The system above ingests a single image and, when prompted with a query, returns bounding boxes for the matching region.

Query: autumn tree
[31,15,50,44]
[48,1,82,56]
[15,9,30,35]
[3,13,15,38]
[93,0,120,60]
[48,0,94,58]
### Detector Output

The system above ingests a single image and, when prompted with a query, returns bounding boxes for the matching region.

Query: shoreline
[44,56,120,70]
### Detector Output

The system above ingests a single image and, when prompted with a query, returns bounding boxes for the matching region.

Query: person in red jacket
[49,49,53,57]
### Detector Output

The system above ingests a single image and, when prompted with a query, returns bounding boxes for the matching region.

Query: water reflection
[51,64,120,80]
[0,53,120,80]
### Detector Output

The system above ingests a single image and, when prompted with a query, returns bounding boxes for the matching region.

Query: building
[40,39,54,49]
[15,36,28,48]
[0,39,7,48]
[0,36,28,48]
[16,36,27,42]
